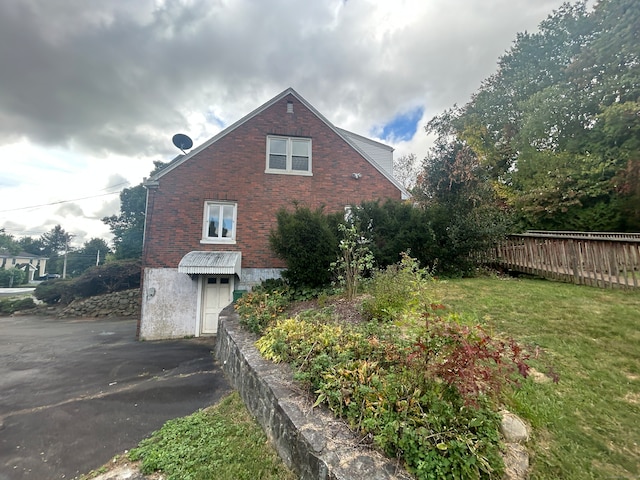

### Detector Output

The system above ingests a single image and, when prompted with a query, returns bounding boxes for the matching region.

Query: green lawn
[128,391,296,480]
[431,276,640,479]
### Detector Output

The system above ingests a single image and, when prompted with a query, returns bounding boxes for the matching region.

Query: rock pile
[59,289,140,318]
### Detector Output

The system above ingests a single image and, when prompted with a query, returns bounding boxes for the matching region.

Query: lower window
[202,201,237,243]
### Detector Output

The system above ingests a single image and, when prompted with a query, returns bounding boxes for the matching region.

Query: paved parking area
[0,315,230,479]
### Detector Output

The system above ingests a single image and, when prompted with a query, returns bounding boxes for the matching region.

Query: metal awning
[178,251,242,275]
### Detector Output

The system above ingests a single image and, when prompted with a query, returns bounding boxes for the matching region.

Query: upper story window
[201,201,237,244]
[266,136,312,175]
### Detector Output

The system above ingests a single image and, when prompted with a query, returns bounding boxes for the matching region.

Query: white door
[201,276,232,334]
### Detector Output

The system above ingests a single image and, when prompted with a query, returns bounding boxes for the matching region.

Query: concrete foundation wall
[140,268,199,340]
[237,267,284,291]
[216,306,412,480]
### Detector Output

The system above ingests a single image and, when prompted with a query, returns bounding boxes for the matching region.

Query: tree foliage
[352,196,510,277]
[102,184,146,259]
[66,238,112,276]
[426,0,640,231]
[0,229,21,256]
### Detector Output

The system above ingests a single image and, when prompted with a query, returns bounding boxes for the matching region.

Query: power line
[0,181,131,213]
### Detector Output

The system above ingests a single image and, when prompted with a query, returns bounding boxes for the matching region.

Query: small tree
[330,223,374,300]
[0,268,26,288]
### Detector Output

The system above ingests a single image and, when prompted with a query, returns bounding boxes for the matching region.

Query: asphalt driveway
[0,315,230,480]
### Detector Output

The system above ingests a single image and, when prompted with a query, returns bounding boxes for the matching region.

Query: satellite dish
[172,133,193,154]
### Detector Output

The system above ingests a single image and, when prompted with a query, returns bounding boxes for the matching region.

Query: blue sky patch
[377,106,424,142]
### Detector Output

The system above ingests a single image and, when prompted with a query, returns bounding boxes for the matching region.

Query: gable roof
[0,250,48,260]
[146,87,410,198]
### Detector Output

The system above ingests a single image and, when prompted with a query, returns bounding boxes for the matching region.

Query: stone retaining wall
[58,289,140,318]
[216,305,412,480]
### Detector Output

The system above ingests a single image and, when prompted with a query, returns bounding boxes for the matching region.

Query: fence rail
[485,232,640,288]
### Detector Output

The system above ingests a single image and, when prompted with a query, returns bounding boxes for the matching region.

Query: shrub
[330,223,374,300]
[34,259,141,305]
[409,304,531,407]
[351,199,512,277]
[361,253,434,322]
[0,297,37,315]
[72,259,141,297]
[0,268,26,287]
[34,278,75,305]
[269,204,341,289]
[234,287,289,334]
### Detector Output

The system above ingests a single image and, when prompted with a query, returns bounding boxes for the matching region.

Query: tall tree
[66,238,112,276]
[37,225,73,274]
[102,161,168,259]
[426,0,640,231]
[0,229,21,255]
[102,184,146,259]
[18,236,45,256]
[393,153,420,191]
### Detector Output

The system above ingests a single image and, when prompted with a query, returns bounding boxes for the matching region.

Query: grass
[431,275,640,480]
[128,391,296,480]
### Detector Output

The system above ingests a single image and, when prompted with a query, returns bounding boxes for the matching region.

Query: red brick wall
[143,93,402,269]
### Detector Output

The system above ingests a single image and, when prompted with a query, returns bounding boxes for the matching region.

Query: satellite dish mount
[172,133,193,154]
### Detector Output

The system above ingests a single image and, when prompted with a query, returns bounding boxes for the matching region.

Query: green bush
[351,199,511,276]
[34,279,74,305]
[0,297,37,314]
[0,268,26,287]
[269,204,342,289]
[234,287,289,334]
[361,254,434,322]
[34,259,141,305]
[71,258,141,297]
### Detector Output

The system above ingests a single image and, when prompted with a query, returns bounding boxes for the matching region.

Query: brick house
[139,88,409,340]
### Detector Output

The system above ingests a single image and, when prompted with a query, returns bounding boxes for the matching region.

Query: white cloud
[0,0,568,247]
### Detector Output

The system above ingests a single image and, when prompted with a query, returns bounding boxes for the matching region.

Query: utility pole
[62,237,69,279]
[96,249,100,266]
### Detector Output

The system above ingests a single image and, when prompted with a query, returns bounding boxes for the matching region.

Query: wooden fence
[485,231,640,289]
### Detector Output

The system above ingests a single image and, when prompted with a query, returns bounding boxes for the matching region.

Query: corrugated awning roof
[178,251,242,275]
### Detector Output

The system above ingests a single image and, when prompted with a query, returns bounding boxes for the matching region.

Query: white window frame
[265,136,312,175]
[201,201,237,244]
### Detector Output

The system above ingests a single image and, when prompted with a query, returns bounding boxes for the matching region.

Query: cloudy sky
[0,0,568,249]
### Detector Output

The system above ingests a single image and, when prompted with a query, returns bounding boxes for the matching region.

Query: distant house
[0,251,48,283]
[139,88,409,340]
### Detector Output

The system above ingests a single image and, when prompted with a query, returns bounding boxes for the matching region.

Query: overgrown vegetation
[129,391,296,480]
[245,258,539,479]
[0,296,36,315]
[239,268,639,479]
[34,259,141,305]
[234,285,290,334]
